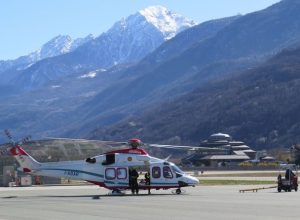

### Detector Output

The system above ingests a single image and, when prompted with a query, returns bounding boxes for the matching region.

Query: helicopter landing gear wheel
[171,188,186,195]
[110,189,123,195]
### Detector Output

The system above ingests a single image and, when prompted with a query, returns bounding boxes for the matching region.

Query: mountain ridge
[67,0,300,138]
[2,1,300,149]
[0,34,94,85]
[0,14,236,142]
[6,5,195,90]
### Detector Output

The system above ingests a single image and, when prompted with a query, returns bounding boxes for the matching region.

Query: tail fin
[9,144,40,173]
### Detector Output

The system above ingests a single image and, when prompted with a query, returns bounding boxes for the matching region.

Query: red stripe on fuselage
[86,180,179,190]
[87,181,107,188]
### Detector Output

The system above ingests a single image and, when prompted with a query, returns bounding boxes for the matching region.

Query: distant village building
[182,133,257,167]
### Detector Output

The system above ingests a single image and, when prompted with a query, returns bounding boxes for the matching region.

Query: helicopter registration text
[64,170,79,176]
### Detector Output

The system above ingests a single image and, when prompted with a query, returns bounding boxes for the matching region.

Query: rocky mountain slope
[91,46,300,149]
[2,1,300,150]
[68,0,300,138]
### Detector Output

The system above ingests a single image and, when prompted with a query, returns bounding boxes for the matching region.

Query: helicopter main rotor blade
[44,137,127,145]
[147,144,229,151]
[42,137,129,158]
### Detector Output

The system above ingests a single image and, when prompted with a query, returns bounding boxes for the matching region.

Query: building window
[152,166,161,178]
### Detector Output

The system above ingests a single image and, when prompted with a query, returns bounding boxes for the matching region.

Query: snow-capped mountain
[70,34,94,51]
[68,5,196,68]
[89,5,195,64]
[0,34,94,80]
[37,34,94,60]
[10,5,195,90]
[140,5,196,40]
[38,35,73,60]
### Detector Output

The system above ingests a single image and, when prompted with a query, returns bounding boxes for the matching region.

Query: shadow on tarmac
[1,193,181,200]
[38,193,180,199]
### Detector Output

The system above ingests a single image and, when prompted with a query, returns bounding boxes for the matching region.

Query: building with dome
[182,133,257,167]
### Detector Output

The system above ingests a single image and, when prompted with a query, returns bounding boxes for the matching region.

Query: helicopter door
[162,165,175,186]
[151,165,174,187]
[104,167,128,187]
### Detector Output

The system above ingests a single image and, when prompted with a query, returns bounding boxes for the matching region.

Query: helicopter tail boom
[9,144,41,172]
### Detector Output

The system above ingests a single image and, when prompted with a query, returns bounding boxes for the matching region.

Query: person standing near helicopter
[145,171,151,194]
[129,168,139,194]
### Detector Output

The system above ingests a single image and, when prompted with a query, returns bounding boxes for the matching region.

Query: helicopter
[1,131,200,195]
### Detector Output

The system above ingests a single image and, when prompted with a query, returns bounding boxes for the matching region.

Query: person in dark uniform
[285,169,295,180]
[129,169,133,191]
[129,168,139,194]
[145,171,151,194]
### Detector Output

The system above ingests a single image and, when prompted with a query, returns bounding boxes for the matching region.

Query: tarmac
[0,185,300,220]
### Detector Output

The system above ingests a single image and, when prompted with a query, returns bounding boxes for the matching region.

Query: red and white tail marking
[9,145,40,172]
[10,145,28,156]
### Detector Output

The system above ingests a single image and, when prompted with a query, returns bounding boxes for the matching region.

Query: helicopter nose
[189,176,199,185]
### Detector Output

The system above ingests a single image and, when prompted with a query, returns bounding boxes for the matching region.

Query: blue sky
[0,0,280,60]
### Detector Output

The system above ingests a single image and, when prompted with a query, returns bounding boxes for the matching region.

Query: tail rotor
[2,129,40,171]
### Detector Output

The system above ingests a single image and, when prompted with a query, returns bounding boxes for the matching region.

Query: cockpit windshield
[171,163,184,174]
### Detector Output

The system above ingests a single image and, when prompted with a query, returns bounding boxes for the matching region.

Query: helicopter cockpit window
[152,166,161,178]
[171,164,184,174]
[163,166,173,179]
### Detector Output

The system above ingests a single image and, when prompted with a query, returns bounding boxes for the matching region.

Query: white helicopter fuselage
[10,145,199,191]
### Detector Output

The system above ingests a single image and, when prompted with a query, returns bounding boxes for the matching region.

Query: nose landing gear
[176,188,182,194]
